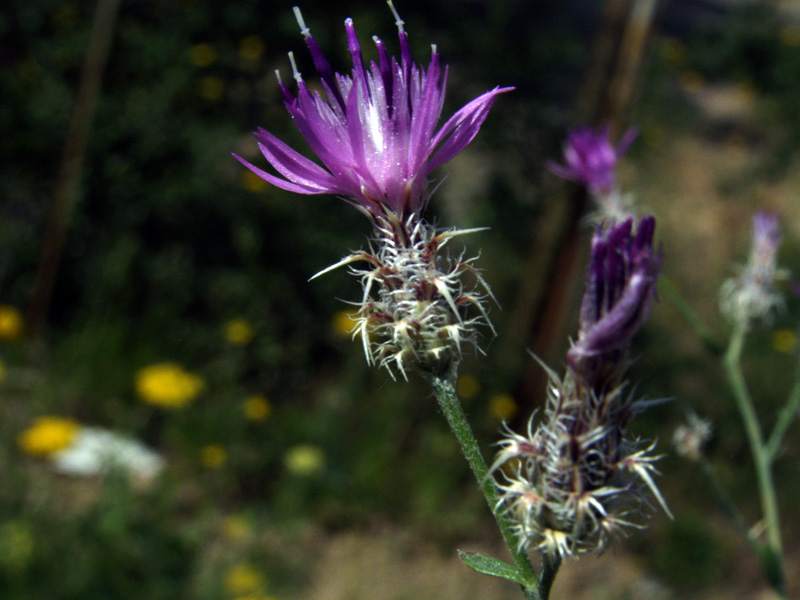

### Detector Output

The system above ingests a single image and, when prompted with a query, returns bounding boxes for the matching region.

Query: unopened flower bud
[568,216,662,393]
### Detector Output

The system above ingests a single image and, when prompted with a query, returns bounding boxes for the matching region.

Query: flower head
[0,305,24,342]
[568,216,662,391]
[135,362,205,409]
[17,416,80,458]
[547,125,637,195]
[233,4,511,220]
[720,211,786,326]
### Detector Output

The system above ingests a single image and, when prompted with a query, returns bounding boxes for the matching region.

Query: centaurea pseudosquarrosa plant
[233,6,558,598]
[235,3,510,379]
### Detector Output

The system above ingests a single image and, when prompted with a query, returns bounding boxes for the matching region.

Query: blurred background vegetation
[2,0,800,598]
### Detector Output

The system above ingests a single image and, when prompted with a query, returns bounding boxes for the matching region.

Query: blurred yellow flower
[284,444,325,476]
[456,374,481,401]
[189,43,218,67]
[17,416,80,457]
[772,329,798,354]
[200,444,227,469]
[225,318,254,346]
[199,75,225,100]
[238,36,265,62]
[242,170,268,193]
[135,363,204,409]
[781,24,800,47]
[243,395,271,421]
[0,305,24,341]
[331,310,357,337]
[659,36,686,65]
[331,310,375,340]
[225,563,264,595]
[222,514,251,542]
[489,393,518,421]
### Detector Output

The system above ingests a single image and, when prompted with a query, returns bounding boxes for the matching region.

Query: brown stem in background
[28,0,121,339]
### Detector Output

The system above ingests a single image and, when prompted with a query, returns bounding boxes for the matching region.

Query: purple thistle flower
[568,216,662,390]
[233,4,512,221]
[547,125,638,195]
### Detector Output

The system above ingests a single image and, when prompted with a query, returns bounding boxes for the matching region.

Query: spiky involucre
[318,211,495,379]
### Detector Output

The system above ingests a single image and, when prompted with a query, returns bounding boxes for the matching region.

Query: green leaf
[457,550,526,585]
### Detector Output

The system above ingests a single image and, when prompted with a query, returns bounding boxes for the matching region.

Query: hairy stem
[431,375,546,599]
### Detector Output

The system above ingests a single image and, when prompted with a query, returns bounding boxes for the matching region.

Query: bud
[493,215,669,559]
[720,211,786,327]
[547,125,638,221]
[568,216,662,393]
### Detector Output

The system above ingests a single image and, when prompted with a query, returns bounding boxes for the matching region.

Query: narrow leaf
[457,550,526,585]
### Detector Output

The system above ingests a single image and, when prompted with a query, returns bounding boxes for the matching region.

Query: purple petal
[427,87,514,173]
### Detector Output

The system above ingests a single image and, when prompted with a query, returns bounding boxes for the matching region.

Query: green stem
[658,277,724,356]
[765,362,800,462]
[537,553,561,600]
[697,457,757,555]
[723,325,785,594]
[431,375,544,599]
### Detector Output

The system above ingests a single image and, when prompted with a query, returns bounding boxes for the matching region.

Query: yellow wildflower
[243,395,271,422]
[489,393,518,421]
[225,318,254,346]
[189,43,217,67]
[225,563,264,595]
[781,24,800,47]
[0,305,24,341]
[135,363,204,409]
[200,444,227,469]
[772,329,798,354]
[331,310,357,337]
[284,444,325,476]
[222,514,251,542]
[659,36,686,65]
[238,36,265,62]
[17,416,80,457]
[199,75,225,100]
[242,170,268,192]
[456,374,481,401]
